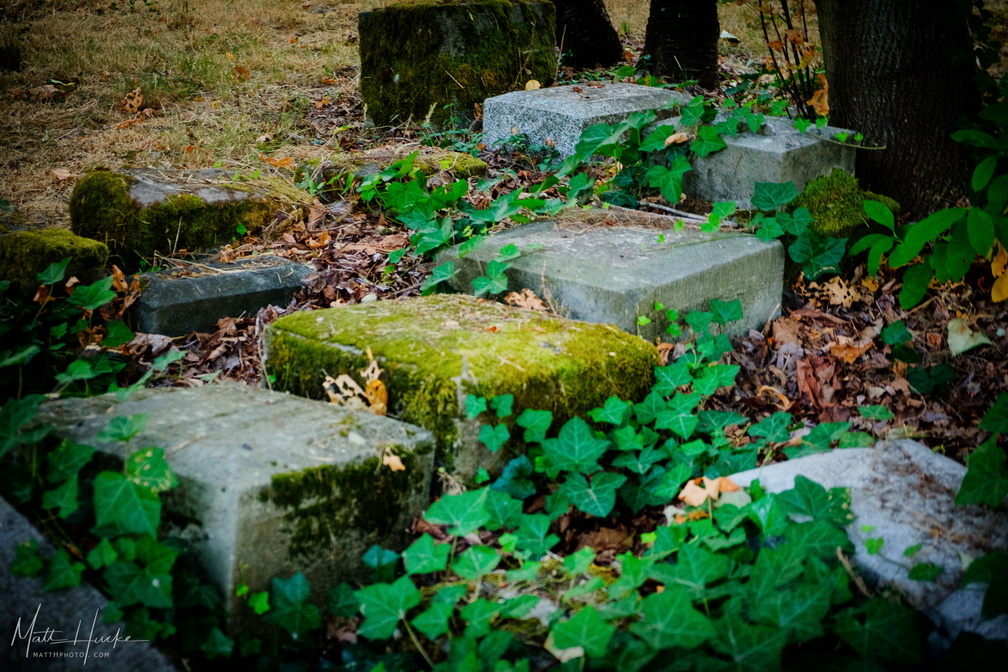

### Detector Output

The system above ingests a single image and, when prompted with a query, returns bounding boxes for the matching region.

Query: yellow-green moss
[359,0,557,127]
[69,169,309,271]
[263,294,657,471]
[265,450,428,559]
[793,169,901,238]
[0,229,108,290]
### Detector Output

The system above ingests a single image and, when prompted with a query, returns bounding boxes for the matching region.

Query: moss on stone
[359,0,557,127]
[0,228,109,290]
[69,168,309,271]
[265,449,427,560]
[793,169,900,238]
[263,294,657,474]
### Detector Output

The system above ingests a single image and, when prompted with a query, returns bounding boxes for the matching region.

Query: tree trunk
[643,0,719,90]
[814,0,979,216]
[553,0,624,69]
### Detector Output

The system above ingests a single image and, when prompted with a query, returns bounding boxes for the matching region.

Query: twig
[638,201,707,222]
[836,547,872,598]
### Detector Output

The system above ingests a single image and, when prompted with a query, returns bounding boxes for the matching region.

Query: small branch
[638,201,707,222]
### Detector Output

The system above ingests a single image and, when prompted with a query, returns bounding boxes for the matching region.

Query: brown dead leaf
[307,230,331,249]
[51,168,75,182]
[504,288,548,312]
[771,316,803,348]
[757,384,793,410]
[525,79,541,90]
[862,275,880,292]
[678,479,710,507]
[576,527,633,554]
[366,379,388,416]
[486,324,500,333]
[822,277,860,307]
[382,446,405,471]
[768,40,784,52]
[807,73,829,117]
[32,84,62,102]
[784,28,805,45]
[826,335,874,364]
[306,199,328,230]
[120,87,143,113]
[259,154,294,168]
[665,132,690,147]
[673,510,710,524]
[657,342,675,366]
[232,65,250,81]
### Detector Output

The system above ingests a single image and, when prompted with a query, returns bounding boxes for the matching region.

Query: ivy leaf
[362,545,399,582]
[460,598,501,638]
[835,598,922,664]
[482,489,523,530]
[478,423,510,452]
[492,455,537,501]
[424,488,491,536]
[777,476,852,527]
[516,408,552,443]
[125,447,178,494]
[43,549,85,591]
[563,547,597,577]
[551,605,615,658]
[92,472,160,537]
[790,230,847,279]
[560,472,627,518]
[515,513,559,560]
[752,181,800,211]
[411,603,454,641]
[11,540,43,577]
[499,594,540,618]
[37,257,71,285]
[960,550,1008,618]
[650,544,730,600]
[956,437,1008,508]
[67,276,116,311]
[420,261,457,295]
[42,478,78,519]
[355,575,421,641]
[690,126,727,158]
[261,573,321,637]
[86,538,118,570]
[979,393,1008,435]
[589,396,632,425]
[653,361,693,396]
[542,416,611,474]
[490,394,513,418]
[611,445,665,475]
[328,582,359,617]
[784,519,852,560]
[630,590,715,650]
[859,405,895,421]
[692,364,739,396]
[464,395,487,419]
[748,412,792,443]
[709,611,788,669]
[881,320,913,345]
[97,415,148,443]
[710,298,743,325]
[433,583,469,605]
[104,536,176,608]
[46,439,95,484]
[452,546,500,581]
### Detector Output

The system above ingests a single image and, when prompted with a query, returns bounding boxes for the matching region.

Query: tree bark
[553,0,624,69]
[643,0,719,89]
[814,0,980,216]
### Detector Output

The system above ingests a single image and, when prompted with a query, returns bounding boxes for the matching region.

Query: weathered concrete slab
[730,440,1008,649]
[483,83,687,157]
[1,498,180,671]
[681,116,855,208]
[35,383,435,623]
[70,168,310,269]
[131,255,311,336]
[359,0,556,127]
[263,293,658,478]
[436,208,784,339]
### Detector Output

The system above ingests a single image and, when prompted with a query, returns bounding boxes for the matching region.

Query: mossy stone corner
[263,294,658,478]
[0,228,108,290]
[359,0,557,127]
[298,145,487,202]
[795,168,900,238]
[69,168,311,270]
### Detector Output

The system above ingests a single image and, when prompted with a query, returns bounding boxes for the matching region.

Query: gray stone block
[483,83,688,157]
[729,440,1008,650]
[131,255,311,336]
[35,383,435,624]
[1,498,179,671]
[681,116,856,208]
[436,208,784,339]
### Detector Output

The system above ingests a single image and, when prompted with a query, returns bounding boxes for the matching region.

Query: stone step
[35,383,435,625]
[263,293,658,479]
[436,208,783,340]
[483,82,687,157]
[130,255,312,336]
[729,439,1008,651]
[1,497,181,671]
[679,116,856,208]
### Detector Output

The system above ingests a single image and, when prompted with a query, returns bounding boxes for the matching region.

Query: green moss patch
[794,169,900,238]
[69,168,310,270]
[359,0,557,127]
[0,228,108,290]
[263,294,657,476]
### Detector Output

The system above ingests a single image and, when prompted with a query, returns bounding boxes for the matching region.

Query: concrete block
[730,440,1008,651]
[131,255,312,336]
[263,294,658,479]
[436,208,784,340]
[483,83,688,157]
[359,1,556,127]
[682,116,856,208]
[1,498,180,671]
[35,383,435,623]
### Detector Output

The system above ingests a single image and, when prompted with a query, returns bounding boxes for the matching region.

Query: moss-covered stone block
[69,168,311,270]
[359,0,557,127]
[298,145,487,202]
[0,228,108,290]
[263,294,658,479]
[34,383,435,631]
[794,169,900,238]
